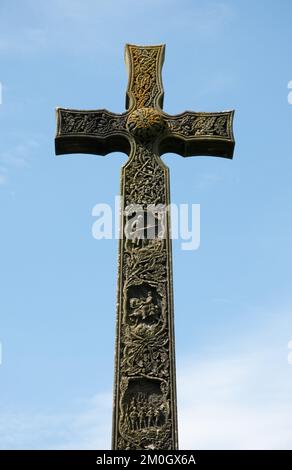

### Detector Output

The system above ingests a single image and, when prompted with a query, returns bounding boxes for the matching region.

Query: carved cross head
[55,44,234,160]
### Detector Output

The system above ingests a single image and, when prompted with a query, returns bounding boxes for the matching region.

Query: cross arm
[125,44,165,111]
[55,108,130,156]
[159,110,235,158]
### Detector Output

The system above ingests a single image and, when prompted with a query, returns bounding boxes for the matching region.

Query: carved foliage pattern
[124,145,165,206]
[129,47,160,109]
[167,113,231,138]
[116,142,174,450]
[58,110,127,136]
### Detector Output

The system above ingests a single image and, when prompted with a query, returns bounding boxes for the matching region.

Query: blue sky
[0,0,292,449]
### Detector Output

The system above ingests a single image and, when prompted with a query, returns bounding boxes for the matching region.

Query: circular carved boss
[127,107,165,139]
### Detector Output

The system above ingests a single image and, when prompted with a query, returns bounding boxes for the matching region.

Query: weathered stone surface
[55,44,235,450]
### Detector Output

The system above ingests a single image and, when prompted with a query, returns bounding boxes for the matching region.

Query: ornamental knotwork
[168,114,229,137]
[130,47,160,109]
[124,144,166,206]
[59,111,127,135]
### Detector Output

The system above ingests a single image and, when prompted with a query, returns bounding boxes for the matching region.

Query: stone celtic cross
[55,44,235,450]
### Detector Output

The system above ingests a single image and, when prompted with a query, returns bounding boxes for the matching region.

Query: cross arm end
[55,108,130,157]
[160,110,235,159]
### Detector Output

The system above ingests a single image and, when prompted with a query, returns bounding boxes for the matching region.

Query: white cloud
[0,1,236,56]
[1,341,292,450]
[1,304,292,449]
[0,392,112,450]
[0,138,40,184]
[178,347,292,449]
[177,307,292,449]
